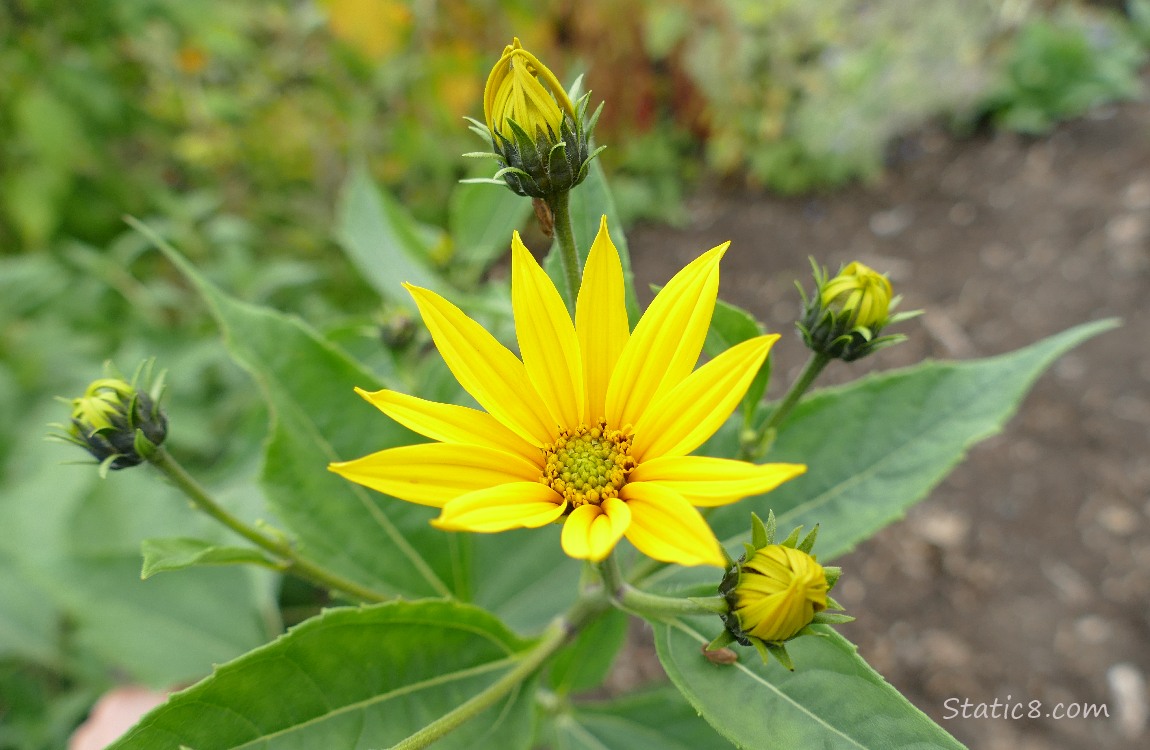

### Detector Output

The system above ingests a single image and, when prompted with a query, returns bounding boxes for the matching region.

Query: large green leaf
[654,617,963,749]
[336,164,450,304]
[448,181,533,278]
[547,607,629,695]
[0,415,268,685]
[109,600,538,750]
[544,686,731,749]
[641,320,1116,592]
[137,221,456,600]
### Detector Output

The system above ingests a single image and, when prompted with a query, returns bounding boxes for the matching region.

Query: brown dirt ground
[625,99,1150,749]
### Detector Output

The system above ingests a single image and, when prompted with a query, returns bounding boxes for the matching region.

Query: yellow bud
[820,261,893,330]
[732,544,827,643]
[483,38,575,142]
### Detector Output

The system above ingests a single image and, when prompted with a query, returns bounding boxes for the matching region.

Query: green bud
[58,362,167,472]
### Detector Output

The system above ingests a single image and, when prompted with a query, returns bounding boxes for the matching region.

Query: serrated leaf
[643,321,1117,593]
[140,537,277,579]
[108,600,538,750]
[655,616,963,749]
[133,219,455,601]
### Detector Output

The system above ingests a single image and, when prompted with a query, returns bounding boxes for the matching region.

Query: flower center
[541,420,636,507]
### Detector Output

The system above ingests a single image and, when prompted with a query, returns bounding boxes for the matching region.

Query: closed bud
[820,261,893,330]
[466,38,605,200]
[715,512,851,669]
[57,363,168,472]
[797,259,919,362]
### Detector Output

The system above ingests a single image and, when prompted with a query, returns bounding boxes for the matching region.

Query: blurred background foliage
[1,0,1148,746]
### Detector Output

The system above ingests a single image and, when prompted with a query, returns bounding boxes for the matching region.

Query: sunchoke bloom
[472,38,603,199]
[727,544,828,643]
[820,261,893,330]
[62,375,168,470]
[331,217,806,567]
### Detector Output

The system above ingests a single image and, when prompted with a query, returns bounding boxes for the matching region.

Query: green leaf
[545,686,732,749]
[335,164,451,304]
[1,420,269,685]
[654,617,963,749]
[448,180,533,278]
[109,601,537,750]
[134,219,456,601]
[140,538,277,579]
[468,526,582,634]
[548,607,629,695]
[715,319,1118,558]
[644,320,1118,595]
[703,297,773,419]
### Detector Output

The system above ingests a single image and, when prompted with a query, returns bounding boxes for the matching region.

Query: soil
[626,99,1150,749]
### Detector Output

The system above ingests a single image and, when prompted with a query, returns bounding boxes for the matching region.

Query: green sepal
[707,630,737,651]
[780,525,803,549]
[823,566,842,590]
[797,524,820,554]
[825,595,845,611]
[750,512,769,549]
[742,542,757,561]
[811,612,856,625]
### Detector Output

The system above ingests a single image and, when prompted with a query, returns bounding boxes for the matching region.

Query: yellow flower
[330,217,806,567]
[483,38,575,142]
[819,261,893,330]
[730,544,828,642]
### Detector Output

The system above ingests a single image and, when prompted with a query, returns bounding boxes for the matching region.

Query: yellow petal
[433,482,566,532]
[511,233,584,429]
[605,243,727,428]
[632,334,779,460]
[406,284,556,446]
[629,455,807,507]
[619,482,725,567]
[560,497,632,562]
[328,443,540,508]
[355,387,542,466]
[576,216,630,423]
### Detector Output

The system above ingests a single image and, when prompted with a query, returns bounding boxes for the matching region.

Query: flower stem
[598,554,726,619]
[148,447,389,603]
[547,190,580,309]
[391,587,610,750]
[744,352,831,459]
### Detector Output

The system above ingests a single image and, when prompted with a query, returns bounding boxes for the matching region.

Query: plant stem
[547,190,580,309]
[391,588,610,750]
[148,447,389,603]
[598,554,726,619]
[744,351,831,459]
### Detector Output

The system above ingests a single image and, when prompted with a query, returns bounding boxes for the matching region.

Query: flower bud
[484,39,574,144]
[797,259,918,362]
[466,38,605,200]
[59,365,168,472]
[711,512,851,669]
[820,261,893,330]
[727,544,827,643]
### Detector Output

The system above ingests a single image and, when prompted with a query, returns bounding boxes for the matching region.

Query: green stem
[391,588,610,750]
[148,447,389,604]
[547,190,580,309]
[745,352,831,459]
[617,587,727,619]
[599,554,725,619]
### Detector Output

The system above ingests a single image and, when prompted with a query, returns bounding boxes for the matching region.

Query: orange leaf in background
[322,0,411,61]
